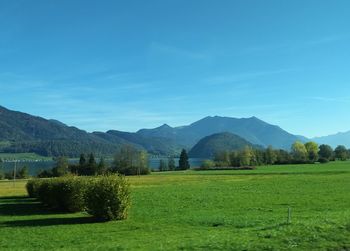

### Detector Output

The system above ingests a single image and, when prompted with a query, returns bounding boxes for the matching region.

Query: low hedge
[26,178,43,198]
[26,175,130,220]
[85,175,130,221]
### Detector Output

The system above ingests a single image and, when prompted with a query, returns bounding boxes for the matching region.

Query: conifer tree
[178,149,190,170]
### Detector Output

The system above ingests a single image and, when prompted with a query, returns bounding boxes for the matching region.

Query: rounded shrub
[37,179,56,207]
[26,178,43,198]
[318,157,329,164]
[200,160,216,170]
[51,176,88,212]
[85,175,130,221]
[34,176,88,212]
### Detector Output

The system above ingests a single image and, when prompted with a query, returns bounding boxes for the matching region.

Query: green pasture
[1,162,350,250]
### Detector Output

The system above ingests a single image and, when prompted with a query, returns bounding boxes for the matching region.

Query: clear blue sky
[1,0,349,138]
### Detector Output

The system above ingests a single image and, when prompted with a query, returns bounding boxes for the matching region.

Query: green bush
[26,178,43,198]
[51,176,88,212]
[200,160,216,170]
[36,179,57,208]
[33,176,87,212]
[85,175,131,221]
[318,157,329,164]
[26,175,131,220]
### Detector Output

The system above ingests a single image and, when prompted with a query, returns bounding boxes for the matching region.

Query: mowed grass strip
[1,162,350,250]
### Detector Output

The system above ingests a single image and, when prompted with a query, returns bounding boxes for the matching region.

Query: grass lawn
[1,162,350,250]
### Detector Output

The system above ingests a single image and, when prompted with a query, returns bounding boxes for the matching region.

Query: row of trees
[38,154,108,178]
[158,149,190,171]
[37,146,192,177]
[207,142,350,168]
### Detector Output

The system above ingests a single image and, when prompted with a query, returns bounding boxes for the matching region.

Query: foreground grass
[1,162,350,250]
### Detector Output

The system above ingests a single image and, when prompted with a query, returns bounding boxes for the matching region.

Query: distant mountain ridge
[137,116,302,150]
[188,132,261,158]
[313,131,350,148]
[0,105,325,157]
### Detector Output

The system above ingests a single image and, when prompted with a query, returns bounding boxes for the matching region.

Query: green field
[1,162,350,250]
[0,152,52,161]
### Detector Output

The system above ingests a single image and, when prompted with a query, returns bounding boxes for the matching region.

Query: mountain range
[0,105,348,157]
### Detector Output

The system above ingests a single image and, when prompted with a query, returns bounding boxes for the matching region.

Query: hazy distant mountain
[188,132,260,158]
[138,116,301,150]
[313,131,350,148]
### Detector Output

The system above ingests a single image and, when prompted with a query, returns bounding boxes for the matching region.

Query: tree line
[201,142,350,169]
[158,149,190,171]
[37,145,191,178]
[0,162,29,180]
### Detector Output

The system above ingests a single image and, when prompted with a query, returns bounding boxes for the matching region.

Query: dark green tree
[168,156,176,171]
[334,145,348,161]
[88,153,97,175]
[178,149,190,170]
[18,166,29,179]
[229,151,240,167]
[318,144,333,161]
[52,156,69,177]
[97,157,107,175]
[275,149,291,164]
[79,154,86,166]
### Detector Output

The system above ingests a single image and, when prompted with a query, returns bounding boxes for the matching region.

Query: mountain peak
[159,123,172,129]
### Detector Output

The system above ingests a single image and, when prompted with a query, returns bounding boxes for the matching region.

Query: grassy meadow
[1,162,350,250]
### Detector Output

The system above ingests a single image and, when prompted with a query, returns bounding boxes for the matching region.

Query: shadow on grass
[0,196,65,216]
[0,196,105,227]
[3,216,103,227]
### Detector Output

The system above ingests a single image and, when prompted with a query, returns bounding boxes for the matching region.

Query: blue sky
[0,0,349,138]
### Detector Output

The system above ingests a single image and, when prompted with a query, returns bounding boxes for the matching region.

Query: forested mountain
[188,132,261,158]
[0,105,312,157]
[0,106,119,157]
[313,131,350,148]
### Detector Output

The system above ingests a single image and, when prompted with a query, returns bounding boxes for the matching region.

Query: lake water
[1,158,205,176]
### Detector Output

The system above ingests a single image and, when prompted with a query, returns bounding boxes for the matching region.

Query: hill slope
[0,106,120,156]
[188,132,259,158]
